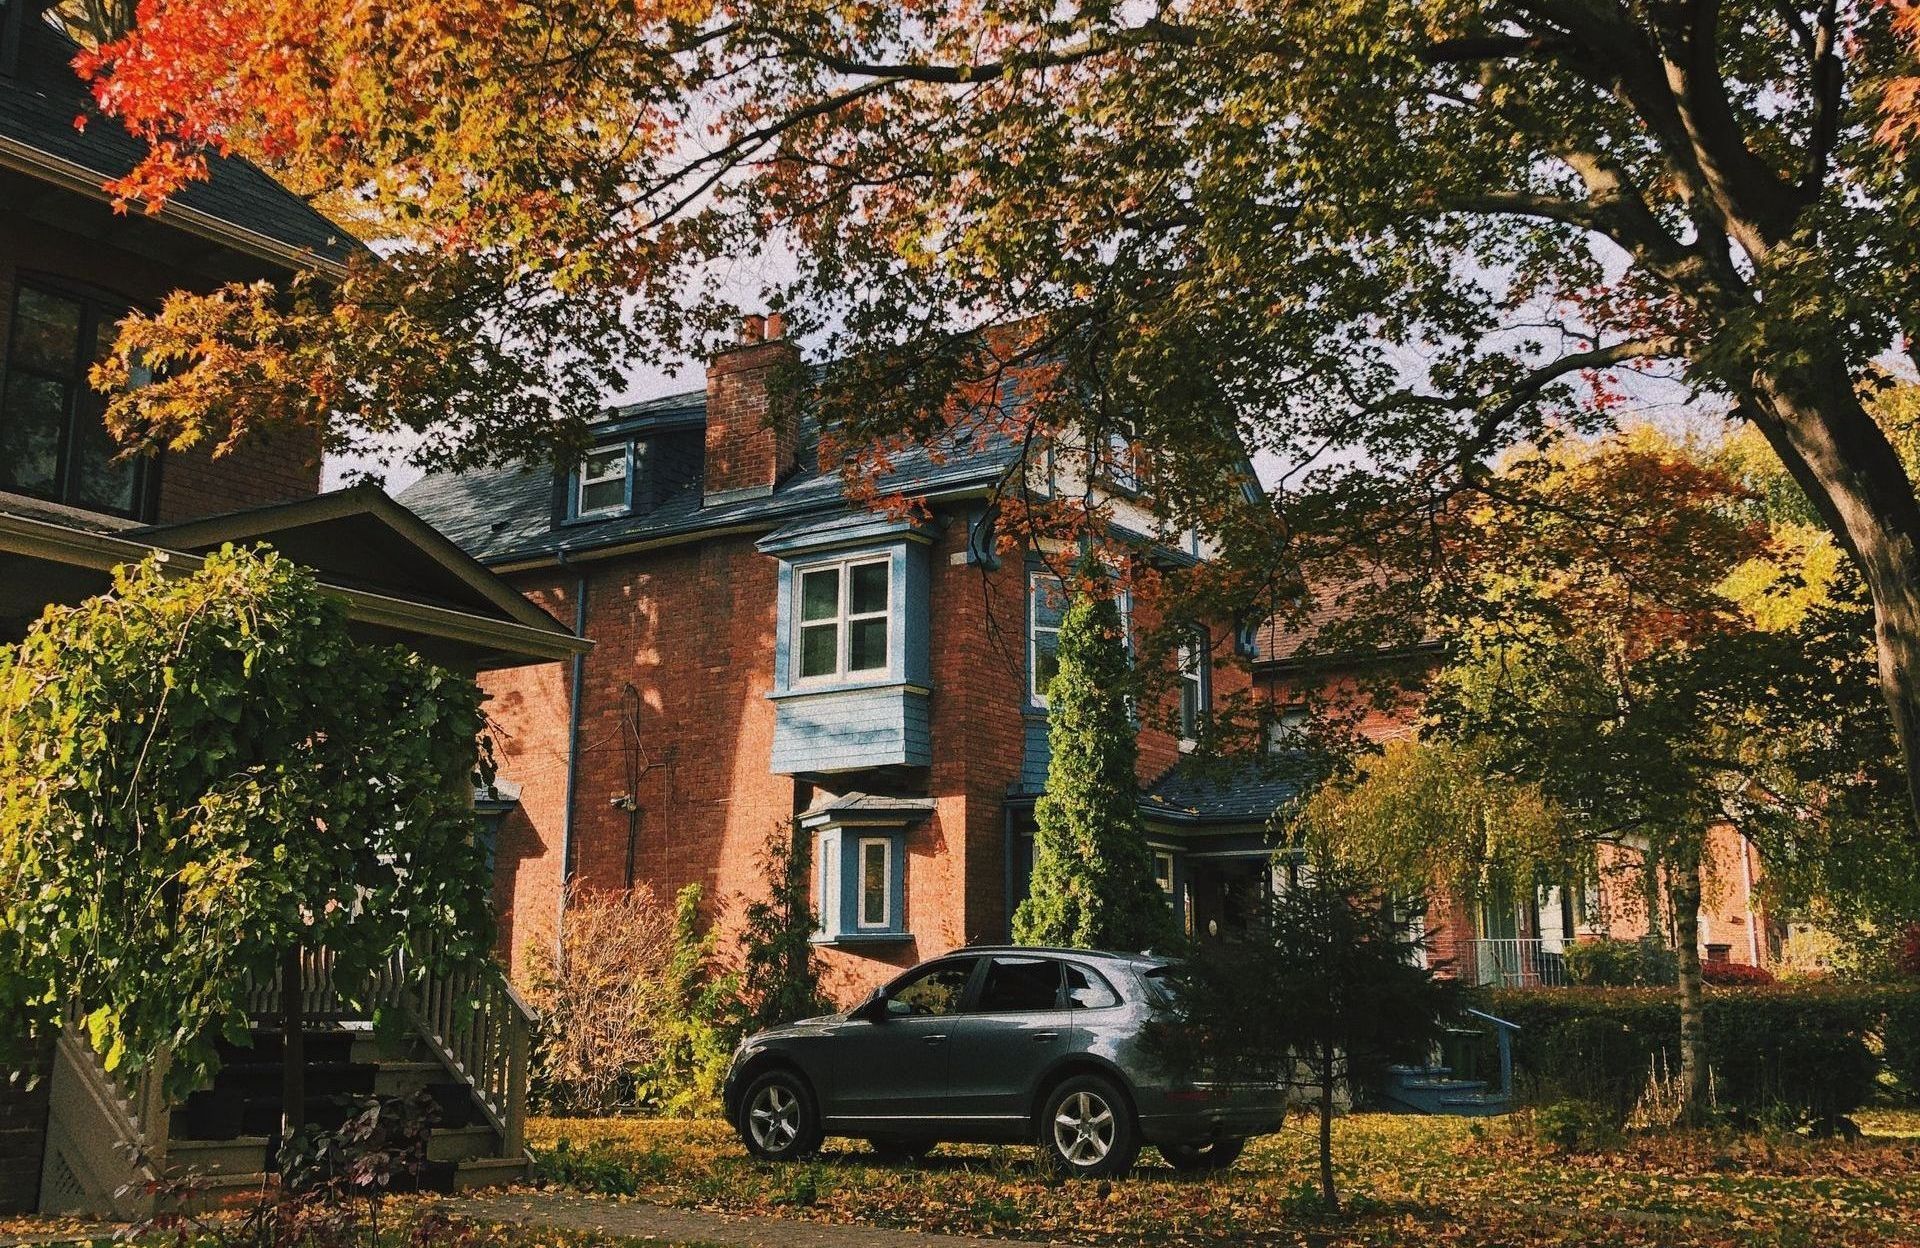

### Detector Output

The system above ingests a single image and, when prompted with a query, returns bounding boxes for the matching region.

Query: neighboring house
[1249,599,1781,988]
[0,2,579,1215]
[402,318,1289,1002]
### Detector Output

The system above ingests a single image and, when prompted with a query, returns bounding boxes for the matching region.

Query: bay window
[797,555,890,681]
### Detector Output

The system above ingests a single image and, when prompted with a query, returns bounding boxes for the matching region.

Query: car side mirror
[854,988,890,1023]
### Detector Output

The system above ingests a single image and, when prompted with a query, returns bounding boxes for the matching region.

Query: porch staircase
[36,947,531,1218]
[1377,1062,1513,1117]
[1376,1009,1522,1118]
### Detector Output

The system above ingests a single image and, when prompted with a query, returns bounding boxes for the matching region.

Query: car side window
[1064,963,1121,1009]
[888,959,977,1017]
[974,956,1064,1013]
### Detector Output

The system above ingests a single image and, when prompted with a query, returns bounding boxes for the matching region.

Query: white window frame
[1177,629,1208,743]
[1029,571,1066,706]
[856,837,892,930]
[1267,705,1310,752]
[793,554,892,684]
[1101,430,1142,492]
[575,442,630,518]
[814,833,836,937]
[1153,851,1176,897]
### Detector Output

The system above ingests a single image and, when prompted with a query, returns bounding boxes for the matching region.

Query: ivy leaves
[0,546,496,1094]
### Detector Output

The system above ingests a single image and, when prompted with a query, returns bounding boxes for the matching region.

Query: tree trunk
[1745,365,1920,830]
[1669,852,1710,1123]
[1317,1044,1337,1211]
[280,946,306,1155]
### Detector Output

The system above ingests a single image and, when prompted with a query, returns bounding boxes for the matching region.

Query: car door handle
[922,1033,948,1044]
[1033,1032,1060,1042]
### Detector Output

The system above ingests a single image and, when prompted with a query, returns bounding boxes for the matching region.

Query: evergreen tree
[1014,585,1176,952]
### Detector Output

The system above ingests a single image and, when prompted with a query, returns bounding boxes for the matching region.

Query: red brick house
[403,321,1295,1003]
[1249,602,1781,987]
[1,2,579,1214]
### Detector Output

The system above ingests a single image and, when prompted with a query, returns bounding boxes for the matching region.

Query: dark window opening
[0,280,153,519]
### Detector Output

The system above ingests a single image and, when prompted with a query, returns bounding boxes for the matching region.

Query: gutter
[0,136,357,280]
[556,558,589,960]
[0,511,587,664]
[486,480,1007,574]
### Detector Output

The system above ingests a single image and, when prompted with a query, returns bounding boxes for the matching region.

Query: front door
[946,955,1074,1120]
[824,956,979,1124]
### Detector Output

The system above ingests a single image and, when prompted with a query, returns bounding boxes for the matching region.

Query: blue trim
[811,825,912,943]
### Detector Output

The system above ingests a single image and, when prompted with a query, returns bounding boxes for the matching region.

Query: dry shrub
[520,884,678,1115]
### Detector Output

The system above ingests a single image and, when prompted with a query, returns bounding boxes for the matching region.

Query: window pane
[577,445,627,513]
[849,617,888,672]
[860,840,888,926]
[849,561,888,614]
[1065,964,1120,1010]
[798,621,839,678]
[1030,574,1066,629]
[68,410,139,514]
[9,287,82,375]
[976,957,1061,1013]
[799,567,840,622]
[891,960,974,1017]
[1032,633,1060,698]
[0,373,67,495]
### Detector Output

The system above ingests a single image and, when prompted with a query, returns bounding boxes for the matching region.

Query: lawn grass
[520,1109,1920,1248]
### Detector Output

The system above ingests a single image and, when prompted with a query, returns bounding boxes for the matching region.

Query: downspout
[557,556,588,962]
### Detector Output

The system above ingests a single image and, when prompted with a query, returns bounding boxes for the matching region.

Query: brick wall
[0,1040,51,1215]
[703,325,800,503]
[0,212,322,526]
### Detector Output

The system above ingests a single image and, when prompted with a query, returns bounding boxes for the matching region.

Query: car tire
[1038,1074,1139,1178]
[736,1068,823,1162]
[866,1136,937,1164]
[1159,1138,1246,1172]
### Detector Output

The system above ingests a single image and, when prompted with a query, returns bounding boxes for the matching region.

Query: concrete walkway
[439,1192,1078,1248]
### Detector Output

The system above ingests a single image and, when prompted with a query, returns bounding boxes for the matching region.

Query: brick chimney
[703,313,802,506]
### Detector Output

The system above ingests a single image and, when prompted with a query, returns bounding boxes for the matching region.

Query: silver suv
[722,946,1285,1177]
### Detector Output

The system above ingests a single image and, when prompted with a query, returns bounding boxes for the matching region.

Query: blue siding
[812,825,911,943]
[771,684,932,773]
[1020,714,1051,792]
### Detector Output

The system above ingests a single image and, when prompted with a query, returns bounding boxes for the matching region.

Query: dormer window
[575,442,631,517]
[796,555,891,681]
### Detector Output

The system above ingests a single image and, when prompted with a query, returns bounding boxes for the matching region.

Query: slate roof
[400,388,1026,566]
[1139,752,1324,825]
[1,17,359,267]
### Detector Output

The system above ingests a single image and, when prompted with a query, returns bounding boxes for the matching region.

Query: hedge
[1462,983,1920,1131]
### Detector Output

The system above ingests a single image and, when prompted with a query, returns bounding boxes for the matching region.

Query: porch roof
[1138,752,1323,828]
[0,487,587,670]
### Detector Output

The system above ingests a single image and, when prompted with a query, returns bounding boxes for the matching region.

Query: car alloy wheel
[749,1083,801,1153]
[1053,1090,1117,1167]
[736,1069,821,1161]
[1040,1073,1138,1177]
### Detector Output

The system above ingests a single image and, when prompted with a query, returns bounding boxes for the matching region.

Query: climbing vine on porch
[0,545,497,1099]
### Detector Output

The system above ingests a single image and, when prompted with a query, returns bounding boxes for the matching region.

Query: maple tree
[55,0,1920,814]
[1350,428,1913,1114]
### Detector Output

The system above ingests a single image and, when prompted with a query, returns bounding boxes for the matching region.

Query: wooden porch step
[452,1155,529,1191]
[163,1137,272,1178]
[427,1125,503,1165]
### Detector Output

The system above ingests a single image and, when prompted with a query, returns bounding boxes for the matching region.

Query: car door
[944,955,1074,1120]
[823,956,980,1125]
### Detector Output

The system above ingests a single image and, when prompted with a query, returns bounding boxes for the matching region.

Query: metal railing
[1466,937,1569,988]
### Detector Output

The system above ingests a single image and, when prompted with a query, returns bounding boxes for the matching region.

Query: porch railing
[242,940,530,1155]
[1466,937,1569,988]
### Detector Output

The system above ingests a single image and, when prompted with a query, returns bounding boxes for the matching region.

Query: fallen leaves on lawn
[499,1110,1920,1248]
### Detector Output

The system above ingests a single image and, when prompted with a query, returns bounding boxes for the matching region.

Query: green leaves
[1015,579,1177,952]
[0,546,495,1096]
